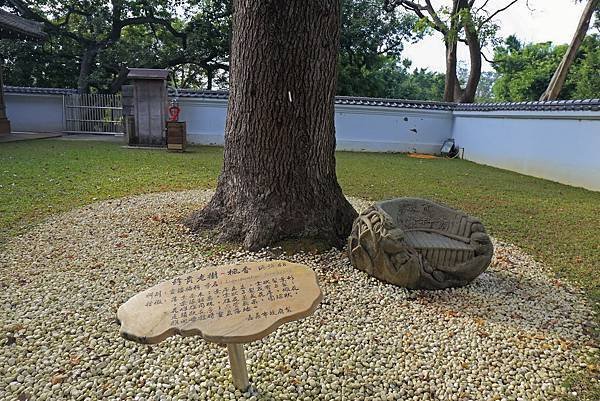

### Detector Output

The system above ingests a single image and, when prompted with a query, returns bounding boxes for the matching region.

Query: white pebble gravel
[0,190,597,401]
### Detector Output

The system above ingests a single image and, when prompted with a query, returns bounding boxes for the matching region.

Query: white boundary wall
[334,104,451,154]
[177,97,453,154]
[5,92,65,133]
[177,98,228,146]
[452,110,600,191]
[3,88,600,191]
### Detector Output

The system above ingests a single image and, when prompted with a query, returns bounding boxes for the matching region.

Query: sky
[402,0,592,72]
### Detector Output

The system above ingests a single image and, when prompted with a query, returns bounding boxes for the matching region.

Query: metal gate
[64,94,123,135]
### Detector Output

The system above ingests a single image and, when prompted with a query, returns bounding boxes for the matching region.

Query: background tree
[492,34,600,101]
[185,0,357,250]
[0,32,80,88]
[540,0,599,100]
[338,0,413,96]
[4,0,188,93]
[457,61,496,102]
[385,0,520,103]
[474,71,496,102]
[1,0,448,98]
[98,1,231,92]
[337,0,446,99]
[1,0,230,92]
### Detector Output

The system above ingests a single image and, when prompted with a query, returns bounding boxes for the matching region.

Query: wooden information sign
[117,260,322,390]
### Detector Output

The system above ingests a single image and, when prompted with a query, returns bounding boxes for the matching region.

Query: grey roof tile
[0,9,46,40]
[4,86,600,112]
[4,86,77,95]
[128,68,169,80]
[168,89,600,112]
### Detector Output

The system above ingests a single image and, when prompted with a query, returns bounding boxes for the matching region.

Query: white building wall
[5,93,65,133]
[452,110,600,191]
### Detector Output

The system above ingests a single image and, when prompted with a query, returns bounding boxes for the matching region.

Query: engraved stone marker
[117,260,322,390]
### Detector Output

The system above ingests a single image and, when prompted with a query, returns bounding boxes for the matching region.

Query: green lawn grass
[1,139,598,399]
[1,139,598,309]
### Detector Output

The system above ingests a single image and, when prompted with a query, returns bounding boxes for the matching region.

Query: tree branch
[478,0,521,29]
[423,0,449,34]
[385,0,449,35]
[472,0,491,16]
[481,51,496,64]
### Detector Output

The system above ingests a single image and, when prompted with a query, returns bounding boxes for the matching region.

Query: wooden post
[226,343,249,391]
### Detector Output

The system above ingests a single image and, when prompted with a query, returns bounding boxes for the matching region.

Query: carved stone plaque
[117,260,322,344]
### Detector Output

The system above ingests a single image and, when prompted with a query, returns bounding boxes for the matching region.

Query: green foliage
[570,34,600,99]
[337,0,444,100]
[492,36,564,101]
[0,35,81,88]
[493,34,600,101]
[337,56,445,100]
[0,0,230,92]
[1,0,450,98]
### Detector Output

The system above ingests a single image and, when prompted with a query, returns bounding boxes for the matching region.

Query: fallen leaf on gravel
[51,374,65,385]
[70,354,81,365]
[541,319,558,329]
[5,323,25,332]
[17,392,31,401]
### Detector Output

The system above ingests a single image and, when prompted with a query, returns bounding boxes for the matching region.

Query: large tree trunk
[458,12,482,103]
[109,66,130,94]
[444,39,458,102]
[206,68,214,91]
[78,45,100,94]
[443,0,464,102]
[540,0,599,100]
[186,0,357,251]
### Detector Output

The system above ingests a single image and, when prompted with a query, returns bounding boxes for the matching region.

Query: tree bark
[109,66,130,94]
[443,0,467,102]
[459,12,482,103]
[444,39,458,102]
[78,45,100,94]
[186,0,357,251]
[540,0,599,100]
[443,1,458,102]
[206,68,214,90]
